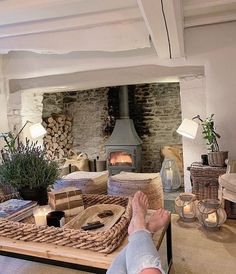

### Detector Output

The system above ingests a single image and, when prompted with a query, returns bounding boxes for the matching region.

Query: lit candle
[166,169,173,181]
[33,206,51,226]
[205,212,217,223]
[183,204,191,215]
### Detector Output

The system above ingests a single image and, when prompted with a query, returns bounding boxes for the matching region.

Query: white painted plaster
[180,21,236,190]
[179,76,206,192]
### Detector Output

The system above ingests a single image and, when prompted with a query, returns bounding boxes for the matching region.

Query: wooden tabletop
[0,211,170,270]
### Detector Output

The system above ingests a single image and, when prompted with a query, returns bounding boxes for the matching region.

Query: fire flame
[110,151,132,166]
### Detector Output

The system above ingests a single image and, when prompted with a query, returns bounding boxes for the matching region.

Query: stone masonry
[42,83,182,173]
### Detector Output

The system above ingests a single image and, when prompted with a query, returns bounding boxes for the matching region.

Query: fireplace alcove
[41,82,183,179]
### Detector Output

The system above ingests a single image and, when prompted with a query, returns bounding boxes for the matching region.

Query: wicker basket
[208,151,228,167]
[190,162,226,178]
[0,194,131,254]
[108,172,163,209]
[192,177,219,200]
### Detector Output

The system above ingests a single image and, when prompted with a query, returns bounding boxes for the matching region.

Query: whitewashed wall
[179,76,206,192]
[181,21,236,190]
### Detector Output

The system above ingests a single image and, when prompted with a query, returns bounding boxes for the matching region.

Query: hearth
[105,86,142,175]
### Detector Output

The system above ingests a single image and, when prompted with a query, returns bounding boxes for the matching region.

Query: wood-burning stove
[105,86,142,175]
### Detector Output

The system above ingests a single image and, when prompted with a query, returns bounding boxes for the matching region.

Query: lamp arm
[13,120,31,142]
[192,115,203,122]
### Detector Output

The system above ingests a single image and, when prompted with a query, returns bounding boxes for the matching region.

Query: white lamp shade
[29,123,47,139]
[176,118,199,139]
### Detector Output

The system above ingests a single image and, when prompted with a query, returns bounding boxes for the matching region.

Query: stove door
[109,151,133,167]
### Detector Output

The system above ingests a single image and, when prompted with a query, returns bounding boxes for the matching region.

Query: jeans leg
[106,247,127,274]
[126,230,165,274]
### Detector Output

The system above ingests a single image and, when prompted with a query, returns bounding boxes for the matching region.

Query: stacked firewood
[42,115,73,160]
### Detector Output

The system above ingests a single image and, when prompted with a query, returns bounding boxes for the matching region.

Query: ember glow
[109,151,132,166]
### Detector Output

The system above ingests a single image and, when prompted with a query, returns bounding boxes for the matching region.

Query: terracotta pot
[208,151,228,167]
[19,187,48,205]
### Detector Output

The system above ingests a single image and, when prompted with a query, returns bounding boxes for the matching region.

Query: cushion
[219,173,236,193]
[53,171,108,194]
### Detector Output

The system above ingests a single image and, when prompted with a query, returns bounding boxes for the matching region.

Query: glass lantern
[160,158,181,192]
[175,193,197,222]
[196,199,227,230]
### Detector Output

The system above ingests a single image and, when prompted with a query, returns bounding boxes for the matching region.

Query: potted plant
[0,138,59,204]
[201,114,228,167]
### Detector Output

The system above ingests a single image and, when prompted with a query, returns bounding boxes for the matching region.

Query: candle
[205,212,217,223]
[183,204,191,215]
[166,169,173,181]
[33,206,51,226]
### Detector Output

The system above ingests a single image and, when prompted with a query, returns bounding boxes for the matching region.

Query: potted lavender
[0,139,59,204]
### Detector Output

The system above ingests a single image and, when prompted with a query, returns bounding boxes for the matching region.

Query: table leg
[166,219,173,274]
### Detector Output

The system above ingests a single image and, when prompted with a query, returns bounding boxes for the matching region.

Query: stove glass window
[109,151,133,166]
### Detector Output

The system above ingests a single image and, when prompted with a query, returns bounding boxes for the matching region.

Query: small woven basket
[0,193,132,254]
[208,151,228,167]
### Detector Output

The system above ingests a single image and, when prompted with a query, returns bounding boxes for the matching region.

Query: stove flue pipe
[119,85,129,119]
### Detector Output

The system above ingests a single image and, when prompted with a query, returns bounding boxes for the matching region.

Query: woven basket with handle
[0,193,132,254]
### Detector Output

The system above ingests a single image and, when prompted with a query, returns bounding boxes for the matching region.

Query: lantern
[175,193,196,222]
[160,158,181,192]
[196,199,227,229]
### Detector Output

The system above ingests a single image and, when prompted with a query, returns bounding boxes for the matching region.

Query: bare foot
[128,191,149,235]
[147,208,170,233]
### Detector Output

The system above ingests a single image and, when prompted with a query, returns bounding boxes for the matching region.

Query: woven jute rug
[170,214,236,274]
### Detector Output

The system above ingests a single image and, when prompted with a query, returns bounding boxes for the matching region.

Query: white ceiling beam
[0,0,137,25]
[0,21,150,54]
[0,8,141,39]
[184,0,236,16]
[137,0,170,58]
[161,0,185,58]
[184,0,236,28]
[137,0,184,59]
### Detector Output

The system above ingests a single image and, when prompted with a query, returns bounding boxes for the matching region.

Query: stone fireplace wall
[129,83,182,172]
[42,83,182,173]
[43,88,109,160]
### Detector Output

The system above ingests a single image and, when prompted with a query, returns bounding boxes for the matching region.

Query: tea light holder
[196,199,227,230]
[47,211,65,227]
[33,205,51,226]
[175,193,197,222]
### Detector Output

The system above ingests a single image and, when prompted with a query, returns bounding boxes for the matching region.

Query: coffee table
[0,213,172,274]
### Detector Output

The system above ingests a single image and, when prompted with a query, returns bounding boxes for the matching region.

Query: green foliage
[0,139,59,190]
[201,114,221,152]
[0,132,17,154]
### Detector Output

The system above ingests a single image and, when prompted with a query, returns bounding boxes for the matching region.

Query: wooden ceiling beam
[137,0,184,59]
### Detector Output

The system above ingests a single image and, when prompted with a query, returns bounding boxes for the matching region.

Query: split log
[43,115,74,160]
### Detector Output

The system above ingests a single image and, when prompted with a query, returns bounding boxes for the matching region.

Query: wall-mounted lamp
[176,115,203,139]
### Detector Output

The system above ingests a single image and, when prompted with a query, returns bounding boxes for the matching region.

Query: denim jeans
[107,230,165,274]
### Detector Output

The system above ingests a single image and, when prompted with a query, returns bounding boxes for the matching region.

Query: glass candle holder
[175,193,196,222]
[33,205,51,226]
[196,199,227,230]
[160,158,181,192]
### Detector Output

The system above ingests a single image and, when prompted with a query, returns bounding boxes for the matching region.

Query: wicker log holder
[0,194,132,254]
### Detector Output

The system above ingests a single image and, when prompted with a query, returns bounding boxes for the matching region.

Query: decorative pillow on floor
[53,171,108,194]
[108,172,163,209]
